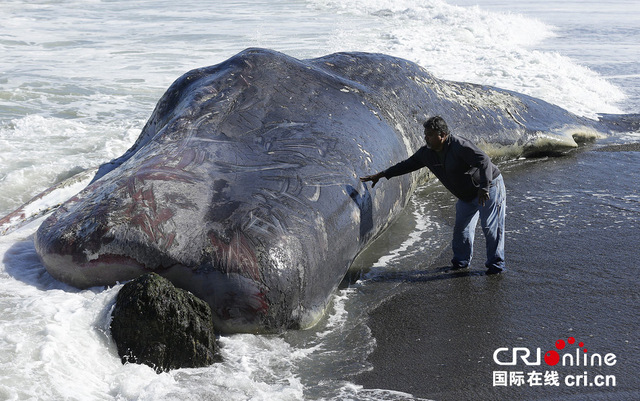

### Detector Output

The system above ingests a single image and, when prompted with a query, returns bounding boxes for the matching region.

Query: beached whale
[32,48,629,333]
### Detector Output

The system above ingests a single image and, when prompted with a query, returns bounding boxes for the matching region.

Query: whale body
[34,48,623,333]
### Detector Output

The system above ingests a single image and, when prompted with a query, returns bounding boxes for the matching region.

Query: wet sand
[355,149,640,400]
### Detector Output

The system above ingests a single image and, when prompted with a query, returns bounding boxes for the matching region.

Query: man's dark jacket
[382,135,501,202]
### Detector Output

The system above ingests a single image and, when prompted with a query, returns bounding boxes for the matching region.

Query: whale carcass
[34,48,618,333]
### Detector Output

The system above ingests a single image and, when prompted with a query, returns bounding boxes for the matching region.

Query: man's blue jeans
[451,174,506,271]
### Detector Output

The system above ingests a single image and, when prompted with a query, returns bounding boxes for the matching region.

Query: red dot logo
[544,350,560,366]
[546,337,588,366]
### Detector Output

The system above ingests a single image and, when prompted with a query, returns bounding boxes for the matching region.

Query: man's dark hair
[423,116,450,136]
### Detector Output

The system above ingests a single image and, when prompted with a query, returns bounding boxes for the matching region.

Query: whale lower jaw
[39,252,148,289]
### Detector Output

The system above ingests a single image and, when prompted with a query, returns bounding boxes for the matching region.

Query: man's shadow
[368,266,487,283]
[340,264,489,288]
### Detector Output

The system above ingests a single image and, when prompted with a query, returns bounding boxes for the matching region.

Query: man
[360,116,506,274]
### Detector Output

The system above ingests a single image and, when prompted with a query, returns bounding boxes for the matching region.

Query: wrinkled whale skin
[35,48,614,333]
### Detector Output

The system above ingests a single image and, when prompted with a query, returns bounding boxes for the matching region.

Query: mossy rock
[110,273,218,373]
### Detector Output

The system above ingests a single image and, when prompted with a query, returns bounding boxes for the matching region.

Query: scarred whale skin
[34,48,612,333]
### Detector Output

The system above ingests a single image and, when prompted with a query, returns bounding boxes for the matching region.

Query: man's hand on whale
[360,172,384,188]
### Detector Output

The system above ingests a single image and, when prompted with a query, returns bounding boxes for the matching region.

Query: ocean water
[0,0,638,400]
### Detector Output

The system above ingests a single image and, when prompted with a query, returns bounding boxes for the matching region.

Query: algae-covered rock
[110,273,218,372]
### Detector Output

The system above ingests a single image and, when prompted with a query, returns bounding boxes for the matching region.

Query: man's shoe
[486,266,505,275]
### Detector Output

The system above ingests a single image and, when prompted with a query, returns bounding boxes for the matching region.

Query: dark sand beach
[356,146,640,400]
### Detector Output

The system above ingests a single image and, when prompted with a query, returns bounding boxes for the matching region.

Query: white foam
[0,235,125,399]
[0,115,139,215]
[313,0,626,118]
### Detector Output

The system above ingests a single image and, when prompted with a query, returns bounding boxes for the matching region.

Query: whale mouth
[38,250,149,289]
